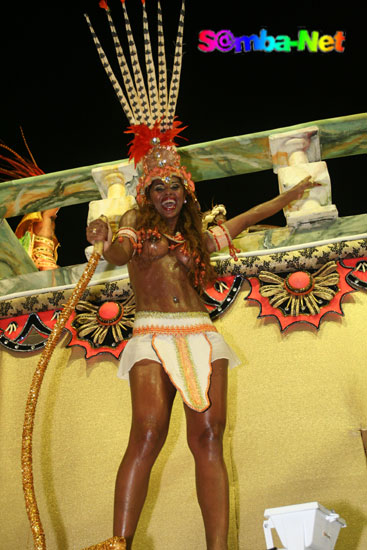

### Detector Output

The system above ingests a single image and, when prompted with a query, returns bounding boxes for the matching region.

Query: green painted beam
[0,219,38,279]
[0,113,366,220]
[180,112,367,180]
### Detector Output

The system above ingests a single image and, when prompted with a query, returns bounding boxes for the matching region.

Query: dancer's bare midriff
[128,236,207,313]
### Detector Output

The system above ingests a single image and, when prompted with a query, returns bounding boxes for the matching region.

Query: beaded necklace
[134,227,206,288]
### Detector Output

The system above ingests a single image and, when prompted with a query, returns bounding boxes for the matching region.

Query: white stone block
[278,161,338,226]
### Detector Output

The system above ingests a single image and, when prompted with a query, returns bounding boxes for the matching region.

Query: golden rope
[21,242,106,550]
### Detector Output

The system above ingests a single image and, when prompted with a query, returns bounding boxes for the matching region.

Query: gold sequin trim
[21,250,102,550]
[133,323,217,336]
[82,536,126,550]
[135,311,210,320]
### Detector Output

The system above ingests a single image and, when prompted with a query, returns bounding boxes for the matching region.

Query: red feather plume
[0,142,44,181]
[125,119,187,166]
[99,0,109,11]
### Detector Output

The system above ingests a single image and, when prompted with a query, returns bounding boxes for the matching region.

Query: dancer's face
[149,176,186,222]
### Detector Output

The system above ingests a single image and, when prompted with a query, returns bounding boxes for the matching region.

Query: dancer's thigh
[129,359,177,425]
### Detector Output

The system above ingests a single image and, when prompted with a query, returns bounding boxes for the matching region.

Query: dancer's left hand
[287,176,321,201]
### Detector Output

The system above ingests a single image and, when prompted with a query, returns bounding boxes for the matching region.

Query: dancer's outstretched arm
[205,176,317,254]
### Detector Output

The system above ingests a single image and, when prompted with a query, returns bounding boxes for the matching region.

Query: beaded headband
[85,0,196,205]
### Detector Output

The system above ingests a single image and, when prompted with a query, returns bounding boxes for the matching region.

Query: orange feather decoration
[125,119,187,166]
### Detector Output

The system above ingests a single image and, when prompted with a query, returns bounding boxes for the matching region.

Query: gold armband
[32,235,58,270]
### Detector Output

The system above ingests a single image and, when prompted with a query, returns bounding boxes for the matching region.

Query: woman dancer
[87,171,315,550]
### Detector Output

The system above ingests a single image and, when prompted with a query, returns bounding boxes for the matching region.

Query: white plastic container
[263,501,346,550]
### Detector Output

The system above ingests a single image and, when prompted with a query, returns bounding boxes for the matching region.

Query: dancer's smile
[150,177,185,220]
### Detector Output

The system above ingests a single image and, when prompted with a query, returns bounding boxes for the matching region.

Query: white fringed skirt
[117,311,240,412]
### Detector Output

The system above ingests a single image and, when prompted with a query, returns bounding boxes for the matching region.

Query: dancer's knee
[187,422,225,461]
[128,418,169,461]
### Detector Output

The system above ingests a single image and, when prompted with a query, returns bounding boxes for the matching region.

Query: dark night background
[1,0,365,267]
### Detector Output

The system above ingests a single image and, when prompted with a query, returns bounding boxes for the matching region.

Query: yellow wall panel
[1,286,367,548]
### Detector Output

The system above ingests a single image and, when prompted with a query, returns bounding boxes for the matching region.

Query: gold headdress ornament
[85,0,196,205]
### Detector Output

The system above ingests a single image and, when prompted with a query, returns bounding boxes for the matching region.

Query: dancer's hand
[86,218,111,248]
[286,175,321,201]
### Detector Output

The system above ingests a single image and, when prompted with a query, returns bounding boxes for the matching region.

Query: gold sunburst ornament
[72,297,135,346]
[259,261,339,316]
[245,260,355,330]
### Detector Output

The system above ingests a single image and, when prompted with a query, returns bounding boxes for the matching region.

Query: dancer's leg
[185,359,229,550]
[113,359,176,548]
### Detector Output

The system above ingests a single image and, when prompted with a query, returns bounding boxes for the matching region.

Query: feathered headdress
[0,132,59,269]
[85,0,196,205]
[0,129,44,181]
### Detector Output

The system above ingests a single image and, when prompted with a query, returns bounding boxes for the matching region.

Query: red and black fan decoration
[245,260,356,330]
